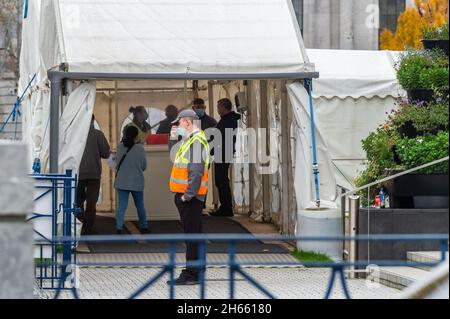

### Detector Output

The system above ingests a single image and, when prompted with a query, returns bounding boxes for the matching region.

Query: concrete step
[407,251,447,270]
[368,266,431,290]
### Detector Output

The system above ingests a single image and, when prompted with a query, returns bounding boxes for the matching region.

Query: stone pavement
[37,253,402,299]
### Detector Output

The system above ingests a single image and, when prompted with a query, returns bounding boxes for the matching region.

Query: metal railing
[31,170,79,290]
[339,156,449,277]
[34,233,448,299]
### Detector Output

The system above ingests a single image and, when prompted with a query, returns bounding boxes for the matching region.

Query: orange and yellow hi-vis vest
[169,130,210,195]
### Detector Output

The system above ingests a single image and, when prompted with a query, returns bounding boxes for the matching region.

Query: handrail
[39,233,449,244]
[340,156,449,198]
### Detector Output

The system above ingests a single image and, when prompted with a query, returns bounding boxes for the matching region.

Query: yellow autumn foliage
[380,0,449,50]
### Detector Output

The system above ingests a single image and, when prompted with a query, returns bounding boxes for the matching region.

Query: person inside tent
[156,104,179,134]
[209,98,241,217]
[76,115,111,235]
[123,106,152,144]
[191,98,217,132]
[115,125,150,234]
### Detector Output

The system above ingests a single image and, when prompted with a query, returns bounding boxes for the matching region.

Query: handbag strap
[116,144,135,177]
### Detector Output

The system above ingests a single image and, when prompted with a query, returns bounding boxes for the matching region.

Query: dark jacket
[215,111,241,163]
[156,117,176,134]
[79,124,111,180]
[199,114,218,132]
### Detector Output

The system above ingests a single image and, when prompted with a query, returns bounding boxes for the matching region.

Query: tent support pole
[46,70,319,81]
[305,78,321,207]
[280,81,291,235]
[208,81,219,211]
[260,80,271,222]
[49,76,61,173]
[247,81,255,217]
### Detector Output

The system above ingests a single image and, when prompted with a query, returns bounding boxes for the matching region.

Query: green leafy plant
[396,131,449,174]
[422,22,449,40]
[397,50,449,90]
[361,127,398,168]
[355,127,400,205]
[391,101,449,133]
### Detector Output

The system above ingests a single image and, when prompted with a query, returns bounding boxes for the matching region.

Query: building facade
[294,0,413,50]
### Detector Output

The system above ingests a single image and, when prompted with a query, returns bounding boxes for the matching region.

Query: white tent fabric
[287,83,337,209]
[57,82,96,174]
[41,0,313,75]
[306,49,406,189]
[20,0,314,172]
[307,49,404,99]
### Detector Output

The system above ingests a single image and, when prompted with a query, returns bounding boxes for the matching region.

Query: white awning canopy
[307,49,404,99]
[41,0,314,76]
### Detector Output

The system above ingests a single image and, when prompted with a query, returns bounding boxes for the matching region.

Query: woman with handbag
[114,125,150,234]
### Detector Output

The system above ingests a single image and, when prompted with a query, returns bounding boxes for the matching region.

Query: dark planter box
[407,89,434,103]
[357,208,449,262]
[406,89,449,103]
[422,39,449,56]
[384,173,449,209]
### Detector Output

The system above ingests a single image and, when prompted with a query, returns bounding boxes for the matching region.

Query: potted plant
[396,50,449,102]
[387,131,449,209]
[356,99,449,209]
[355,126,398,206]
[421,23,449,56]
[391,101,449,138]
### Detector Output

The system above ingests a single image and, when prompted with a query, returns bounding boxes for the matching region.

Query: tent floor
[84,214,289,254]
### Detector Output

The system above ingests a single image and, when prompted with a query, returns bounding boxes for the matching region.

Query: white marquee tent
[307,49,405,190]
[20,0,336,238]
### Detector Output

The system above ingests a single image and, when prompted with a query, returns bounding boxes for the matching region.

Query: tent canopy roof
[307,49,405,99]
[45,0,314,77]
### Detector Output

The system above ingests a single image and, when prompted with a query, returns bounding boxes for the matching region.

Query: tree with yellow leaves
[380,0,449,50]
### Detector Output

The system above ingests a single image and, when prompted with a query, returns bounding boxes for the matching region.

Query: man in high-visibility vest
[168,109,210,285]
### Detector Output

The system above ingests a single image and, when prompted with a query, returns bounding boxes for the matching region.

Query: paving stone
[39,266,401,299]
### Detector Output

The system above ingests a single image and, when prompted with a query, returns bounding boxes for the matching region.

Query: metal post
[247,81,255,217]
[208,81,219,210]
[280,81,290,234]
[63,170,73,269]
[341,188,347,260]
[49,78,62,173]
[348,195,360,279]
[260,80,271,222]
[305,78,320,207]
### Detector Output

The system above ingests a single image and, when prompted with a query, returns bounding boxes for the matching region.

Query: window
[379,0,405,33]
[291,0,304,34]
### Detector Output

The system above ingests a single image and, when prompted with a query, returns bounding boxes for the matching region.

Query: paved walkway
[37,253,402,299]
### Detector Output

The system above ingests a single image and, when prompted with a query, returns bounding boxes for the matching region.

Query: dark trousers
[214,163,233,211]
[76,179,101,234]
[174,193,203,276]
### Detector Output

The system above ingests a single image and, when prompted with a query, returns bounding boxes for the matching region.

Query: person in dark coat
[77,115,111,235]
[157,105,178,134]
[192,98,217,132]
[209,98,241,217]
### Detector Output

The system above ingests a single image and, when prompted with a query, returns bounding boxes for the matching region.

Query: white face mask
[177,127,187,137]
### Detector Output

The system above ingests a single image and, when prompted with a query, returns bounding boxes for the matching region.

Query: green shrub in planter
[397,50,449,90]
[396,131,449,174]
[422,23,449,40]
[391,101,449,134]
[355,127,399,205]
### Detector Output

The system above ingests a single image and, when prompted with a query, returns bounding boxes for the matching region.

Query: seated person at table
[124,106,152,144]
[157,105,179,134]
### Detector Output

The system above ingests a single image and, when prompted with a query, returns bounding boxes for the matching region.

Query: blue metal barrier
[31,170,79,290]
[34,233,448,299]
